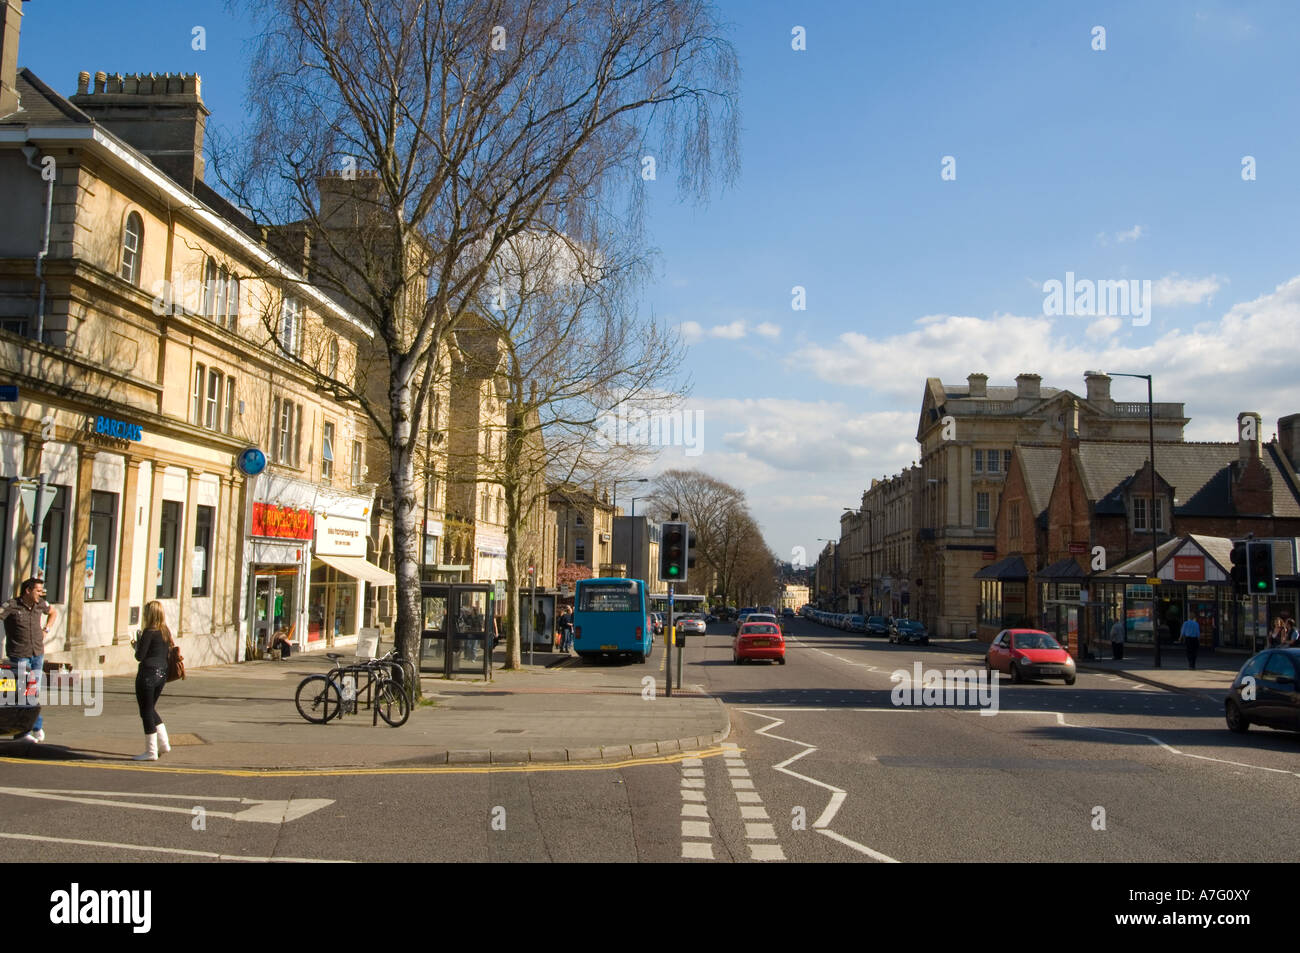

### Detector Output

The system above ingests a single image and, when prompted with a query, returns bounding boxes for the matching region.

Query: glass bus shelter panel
[452,590,490,676]
[420,587,450,673]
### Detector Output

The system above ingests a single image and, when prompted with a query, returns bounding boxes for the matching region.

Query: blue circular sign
[237,447,267,476]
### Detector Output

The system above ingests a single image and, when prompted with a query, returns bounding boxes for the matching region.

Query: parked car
[846,614,866,633]
[865,616,891,637]
[1225,648,1300,734]
[985,628,1076,684]
[889,619,931,645]
[0,661,41,736]
[747,612,781,631]
[782,607,795,618]
[734,622,786,665]
[759,606,776,616]
[650,612,665,636]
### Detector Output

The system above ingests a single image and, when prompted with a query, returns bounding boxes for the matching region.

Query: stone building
[0,13,378,672]
[914,371,1187,636]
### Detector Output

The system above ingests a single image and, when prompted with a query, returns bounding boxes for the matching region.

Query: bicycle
[294,651,411,727]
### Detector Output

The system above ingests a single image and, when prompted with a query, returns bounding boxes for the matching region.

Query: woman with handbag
[132,600,174,761]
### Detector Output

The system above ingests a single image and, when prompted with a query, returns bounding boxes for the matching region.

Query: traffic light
[687,529,697,573]
[1247,541,1275,596]
[659,521,688,582]
[1230,541,1248,595]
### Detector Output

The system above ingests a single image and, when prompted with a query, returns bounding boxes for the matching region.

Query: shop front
[311,512,393,648]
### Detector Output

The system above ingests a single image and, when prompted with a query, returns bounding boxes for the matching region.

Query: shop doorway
[250,567,300,656]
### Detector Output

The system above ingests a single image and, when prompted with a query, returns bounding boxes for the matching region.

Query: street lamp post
[1108,371,1161,669]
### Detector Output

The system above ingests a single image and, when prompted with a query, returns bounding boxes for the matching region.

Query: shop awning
[1039,558,1087,581]
[974,555,1028,580]
[314,553,396,587]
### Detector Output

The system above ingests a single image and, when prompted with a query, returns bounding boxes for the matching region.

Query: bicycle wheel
[375,678,410,727]
[295,675,342,724]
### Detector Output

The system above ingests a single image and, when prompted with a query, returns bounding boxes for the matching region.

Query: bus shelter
[419,582,494,678]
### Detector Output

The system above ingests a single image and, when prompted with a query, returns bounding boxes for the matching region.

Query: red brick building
[979,405,1300,653]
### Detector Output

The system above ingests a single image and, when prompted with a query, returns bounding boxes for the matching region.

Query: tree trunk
[389,373,423,699]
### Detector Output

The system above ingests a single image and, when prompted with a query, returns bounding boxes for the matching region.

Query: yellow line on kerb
[0,745,739,779]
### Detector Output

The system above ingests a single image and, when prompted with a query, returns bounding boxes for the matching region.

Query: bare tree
[211,0,740,679]
[461,229,689,667]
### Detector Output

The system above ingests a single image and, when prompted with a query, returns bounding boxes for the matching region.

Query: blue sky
[19,1,1300,561]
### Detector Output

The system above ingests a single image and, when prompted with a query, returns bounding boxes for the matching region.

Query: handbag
[166,643,186,682]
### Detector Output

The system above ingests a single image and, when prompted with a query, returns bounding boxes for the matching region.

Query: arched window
[327,335,340,377]
[202,258,218,318]
[225,275,239,329]
[119,212,143,285]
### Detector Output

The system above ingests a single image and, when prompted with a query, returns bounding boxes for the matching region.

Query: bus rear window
[578,585,640,612]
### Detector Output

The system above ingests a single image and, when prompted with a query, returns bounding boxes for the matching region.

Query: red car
[734,622,786,665]
[986,628,1076,684]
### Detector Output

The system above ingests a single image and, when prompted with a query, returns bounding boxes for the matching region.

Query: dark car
[889,619,930,645]
[865,616,891,637]
[1225,648,1300,734]
[0,661,41,736]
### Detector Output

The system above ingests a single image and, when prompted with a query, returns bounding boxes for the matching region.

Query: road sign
[1145,577,1161,586]
[236,447,267,477]
[17,483,54,526]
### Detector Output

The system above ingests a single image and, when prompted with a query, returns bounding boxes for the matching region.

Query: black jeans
[135,666,166,734]
[1184,638,1199,669]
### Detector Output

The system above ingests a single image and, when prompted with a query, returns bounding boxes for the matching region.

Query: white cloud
[680,320,703,343]
[755,322,781,338]
[1116,224,1145,243]
[1085,316,1122,340]
[709,321,747,340]
[1153,273,1223,307]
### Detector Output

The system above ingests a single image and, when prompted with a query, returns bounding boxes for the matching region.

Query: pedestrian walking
[1180,614,1201,670]
[1268,618,1285,648]
[1287,618,1300,647]
[560,606,575,654]
[1109,617,1126,661]
[1,577,57,743]
[132,600,173,761]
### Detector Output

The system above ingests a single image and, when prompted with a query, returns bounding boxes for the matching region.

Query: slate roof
[0,69,93,125]
[1039,558,1087,580]
[975,554,1028,580]
[1073,441,1300,519]
[1016,445,1061,516]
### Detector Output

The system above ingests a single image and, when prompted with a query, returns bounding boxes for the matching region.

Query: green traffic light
[669,566,679,576]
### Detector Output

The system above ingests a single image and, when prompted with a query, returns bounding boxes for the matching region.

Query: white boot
[155,723,171,754]
[133,733,158,761]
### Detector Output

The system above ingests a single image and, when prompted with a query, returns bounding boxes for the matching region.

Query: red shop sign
[1173,556,1205,582]
[252,502,314,540]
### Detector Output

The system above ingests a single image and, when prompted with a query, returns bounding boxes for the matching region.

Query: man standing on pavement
[1,578,57,742]
[1110,616,1126,660]
[1180,613,1201,670]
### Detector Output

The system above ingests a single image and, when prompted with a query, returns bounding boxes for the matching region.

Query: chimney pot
[1084,370,1112,404]
[77,71,90,95]
[1279,415,1300,472]
[0,0,24,118]
[93,70,106,93]
[1015,373,1042,401]
[966,373,988,398]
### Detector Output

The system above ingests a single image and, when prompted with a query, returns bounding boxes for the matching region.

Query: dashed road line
[680,756,715,860]
[721,742,785,861]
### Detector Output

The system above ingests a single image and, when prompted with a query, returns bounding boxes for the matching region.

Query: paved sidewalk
[0,647,728,770]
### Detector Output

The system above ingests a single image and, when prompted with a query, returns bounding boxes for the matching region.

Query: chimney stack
[1084,370,1111,405]
[966,373,988,398]
[0,0,24,119]
[1278,414,1300,472]
[1015,373,1042,401]
[1238,411,1263,466]
[69,71,209,191]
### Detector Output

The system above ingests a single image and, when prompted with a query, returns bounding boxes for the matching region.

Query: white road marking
[681,789,706,802]
[682,758,704,766]
[740,805,769,820]
[681,804,709,818]
[0,831,345,862]
[730,779,755,789]
[735,791,762,804]
[745,822,777,839]
[682,768,705,777]
[741,709,901,863]
[681,842,714,860]
[681,820,711,838]
[728,767,750,778]
[749,844,785,861]
[0,788,333,824]
[681,778,705,789]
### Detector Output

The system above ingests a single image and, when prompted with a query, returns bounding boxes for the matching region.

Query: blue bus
[573,577,652,663]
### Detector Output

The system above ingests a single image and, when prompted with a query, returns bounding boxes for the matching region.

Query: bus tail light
[636,626,642,638]
[574,626,582,638]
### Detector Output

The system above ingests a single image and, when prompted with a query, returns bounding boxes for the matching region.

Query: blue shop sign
[93,415,143,442]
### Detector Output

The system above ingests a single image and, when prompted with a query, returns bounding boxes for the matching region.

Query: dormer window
[1133,496,1165,532]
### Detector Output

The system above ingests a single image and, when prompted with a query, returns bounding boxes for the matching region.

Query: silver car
[677,614,707,635]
